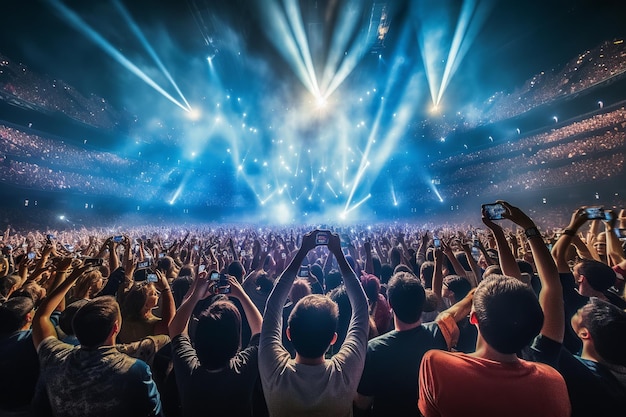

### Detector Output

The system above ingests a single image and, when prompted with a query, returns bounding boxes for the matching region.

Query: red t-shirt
[419,349,571,417]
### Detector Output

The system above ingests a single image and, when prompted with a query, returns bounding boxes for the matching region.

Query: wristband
[561,229,576,237]
[524,227,542,239]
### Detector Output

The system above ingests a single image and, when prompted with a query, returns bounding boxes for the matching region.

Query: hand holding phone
[315,230,330,246]
[483,203,506,220]
[584,206,605,220]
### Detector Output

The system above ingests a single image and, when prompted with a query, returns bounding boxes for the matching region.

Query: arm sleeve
[258,269,292,381]
[418,351,442,417]
[128,360,163,417]
[333,268,369,379]
[170,334,199,382]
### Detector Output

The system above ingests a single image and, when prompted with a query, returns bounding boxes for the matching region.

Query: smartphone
[585,206,605,220]
[218,273,231,294]
[473,238,480,248]
[137,260,150,269]
[298,266,309,277]
[198,264,206,273]
[27,252,36,260]
[84,258,103,266]
[281,252,287,259]
[433,238,441,249]
[617,229,626,239]
[211,272,231,294]
[113,235,123,243]
[47,234,56,241]
[158,253,165,259]
[315,231,330,246]
[147,273,158,283]
[483,203,506,220]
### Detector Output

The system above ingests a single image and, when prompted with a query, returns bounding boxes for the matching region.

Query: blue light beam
[46,0,190,112]
[112,0,191,110]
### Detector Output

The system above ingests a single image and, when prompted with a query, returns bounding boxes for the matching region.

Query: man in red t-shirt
[418,275,571,417]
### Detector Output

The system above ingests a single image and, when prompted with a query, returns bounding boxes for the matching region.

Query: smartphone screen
[483,203,506,220]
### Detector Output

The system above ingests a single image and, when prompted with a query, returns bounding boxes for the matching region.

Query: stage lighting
[186,107,202,121]
[316,96,328,109]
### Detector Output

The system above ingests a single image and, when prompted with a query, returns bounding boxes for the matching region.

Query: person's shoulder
[423,348,459,362]
[367,329,398,347]
[38,337,75,363]
[522,357,565,377]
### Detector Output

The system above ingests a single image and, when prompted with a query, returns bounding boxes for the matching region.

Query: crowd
[0,55,124,130]
[1,201,625,416]
[481,39,626,124]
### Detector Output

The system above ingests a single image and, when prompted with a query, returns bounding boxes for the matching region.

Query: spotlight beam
[284,0,321,97]
[256,0,319,97]
[436,0,493,105]
[112,0,191,110]
[46,0,189,112]
[345,193,372,215]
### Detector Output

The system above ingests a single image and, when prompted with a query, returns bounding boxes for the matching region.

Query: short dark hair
[0,296,34,334]
[577,259,616,292]
[325,270,343,293]
[289,279,312,305]
[256,272,274,293]
[472,276,543,354]
[157,256,175,272]
[194,300,242,369]
[73,296,121,348]
[288,294,338,358]
[59,299,89,336]
[227,261,245,282]
[387,272,426,324]
[380,264,393,285]
[420,262,435,288]
[580,297,626,366]
[443,275,472,301]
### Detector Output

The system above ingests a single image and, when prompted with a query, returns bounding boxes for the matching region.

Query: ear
[329,332,338,346]
[24,311,34,324]
[578,327,591,340]
[469,311,478,326]
[286,326,292,341]
[110,320,120,338]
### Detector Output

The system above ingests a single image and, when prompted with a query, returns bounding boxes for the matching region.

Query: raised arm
[551,208,589,273]
[32,263,92,349]
[604,210,625,266]
[500,201,564,343]
[441,239,467,278]
[328,232,369,359]
[481,205,521,280]
[227,276,262,335]
[259,231,316,371]
[168,271,211,337]
[432,247,445,310]
[153,269,176,336]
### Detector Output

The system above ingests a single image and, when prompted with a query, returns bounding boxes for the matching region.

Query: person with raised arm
[31,262,162,417]
[418,201,570,417]
[168,271,263,417]
[259,230,369,417]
